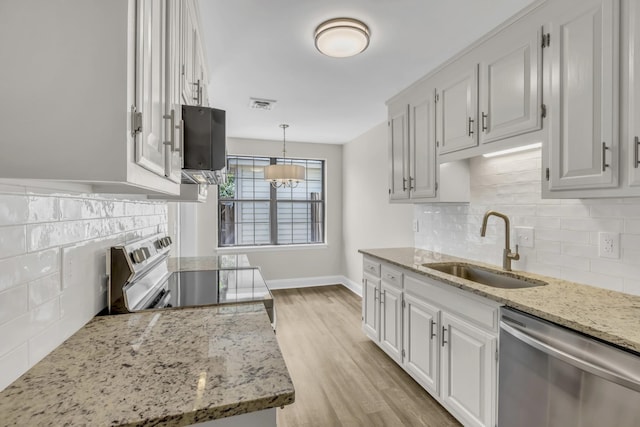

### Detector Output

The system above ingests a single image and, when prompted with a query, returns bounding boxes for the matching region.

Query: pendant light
[264,124,305,188]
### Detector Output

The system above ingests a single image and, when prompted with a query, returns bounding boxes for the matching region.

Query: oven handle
[501,321,640,392]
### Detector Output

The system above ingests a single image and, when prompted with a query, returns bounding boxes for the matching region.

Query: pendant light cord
[280,123,289,161]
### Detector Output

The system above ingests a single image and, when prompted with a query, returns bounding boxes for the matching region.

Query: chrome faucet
[481,210,520,271]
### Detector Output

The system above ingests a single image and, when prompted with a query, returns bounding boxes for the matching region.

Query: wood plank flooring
[273,285,460,427]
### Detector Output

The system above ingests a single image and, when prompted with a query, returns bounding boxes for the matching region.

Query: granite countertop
[360,247,640,354]
[0,304,294,426]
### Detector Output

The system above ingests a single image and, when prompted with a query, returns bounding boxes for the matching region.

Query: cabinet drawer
[381,265,403,289]
[405,273,500,332]
[363,258,381,277]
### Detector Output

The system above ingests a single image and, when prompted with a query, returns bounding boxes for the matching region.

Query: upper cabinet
[436,66,479,154]
[388,81,470,203]
[628,0,640,187]
[545,0,619,191]
[0,0,209,195]
[478,27,542,144]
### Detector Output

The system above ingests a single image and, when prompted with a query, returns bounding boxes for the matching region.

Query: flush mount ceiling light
[314,18,370,58]
[264,124,305,188]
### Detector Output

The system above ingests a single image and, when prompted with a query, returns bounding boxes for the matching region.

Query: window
[219,156,325,247]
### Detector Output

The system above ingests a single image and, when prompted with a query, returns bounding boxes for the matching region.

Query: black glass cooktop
[163,268,271,308]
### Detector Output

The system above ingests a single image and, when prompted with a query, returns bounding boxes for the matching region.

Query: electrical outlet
[514,226,535,248]
[412,219,419,232]
[598,232,620,259]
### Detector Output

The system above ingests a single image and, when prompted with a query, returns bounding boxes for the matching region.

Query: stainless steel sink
[423,263,547,289]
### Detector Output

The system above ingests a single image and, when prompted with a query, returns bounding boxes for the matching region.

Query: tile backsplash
[415,149,640,296]
[0,183,166,391]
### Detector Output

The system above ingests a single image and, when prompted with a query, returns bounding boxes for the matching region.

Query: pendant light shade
[264,124,305,188]
[314,18,370,58]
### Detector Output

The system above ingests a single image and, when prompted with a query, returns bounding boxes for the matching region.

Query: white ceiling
[198,0,534,144]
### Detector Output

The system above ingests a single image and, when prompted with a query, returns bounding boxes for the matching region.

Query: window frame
[218,155,326,248]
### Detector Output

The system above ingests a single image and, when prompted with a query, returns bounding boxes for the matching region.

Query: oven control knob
[141,247,151,259]
[155,239,164,249]
[131,249,145,264]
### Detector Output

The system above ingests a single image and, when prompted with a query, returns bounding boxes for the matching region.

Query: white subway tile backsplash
[0,225,26,259]
[415,149,640,297]
[0,195,29,226]
[0,344,28,391]
[28,273,61,308]
[0,285,28,325]
[0,186,167,392]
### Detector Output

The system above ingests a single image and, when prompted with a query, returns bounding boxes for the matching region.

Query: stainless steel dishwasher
[498,307,640,427]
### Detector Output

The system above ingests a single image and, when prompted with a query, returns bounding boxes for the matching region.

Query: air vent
[249,97,277,110]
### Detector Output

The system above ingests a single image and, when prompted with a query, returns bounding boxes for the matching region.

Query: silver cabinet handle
[430,320,436,340]
[163,109,176,151]
[409,176,415,190]
[442,326,448,347]
[177,119,184,168]
[468,117,475,136]
[635,136,639,169]
[501,321,640,392]
[602,142,610,171]
[481,112,488,132]
[381,290,385,305]
[402,177,407,192]
[192,80,201,105]
[374,288,378,301]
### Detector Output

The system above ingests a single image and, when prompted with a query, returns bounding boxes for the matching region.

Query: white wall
[415,148,640,296]
[342,122,414,286]
[0,182,167,391]
[178,137,344,281]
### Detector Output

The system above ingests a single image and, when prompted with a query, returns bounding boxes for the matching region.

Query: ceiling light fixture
[314,18,370,58]
[482,142,543,158]
[264,124,305,188]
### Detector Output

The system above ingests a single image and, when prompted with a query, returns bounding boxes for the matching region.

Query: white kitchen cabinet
[440,311,496,427]
[436,66,479,154]
[0,0,184,195]
[181,0,208,107]
[362,258,500,427]
[387,84,469,203]
[546,0,619,191]
[478,27,542,144]
[362,271,381,342]
[380,277,403,363]
[628,0,640,186]
[403,290,440,395]
[388,102,410,201]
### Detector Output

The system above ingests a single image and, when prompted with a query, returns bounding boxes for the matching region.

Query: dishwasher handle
[501,320,640,393]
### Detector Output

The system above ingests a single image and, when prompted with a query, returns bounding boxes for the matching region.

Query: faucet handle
[511,244,521,260]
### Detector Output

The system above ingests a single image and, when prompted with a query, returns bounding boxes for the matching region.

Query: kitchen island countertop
[360,247,640,354]
[0,304,294,426]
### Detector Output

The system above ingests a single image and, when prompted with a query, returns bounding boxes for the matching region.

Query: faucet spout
[480,210,520,271]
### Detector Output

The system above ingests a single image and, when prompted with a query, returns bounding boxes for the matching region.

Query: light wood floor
[273,285,460,427]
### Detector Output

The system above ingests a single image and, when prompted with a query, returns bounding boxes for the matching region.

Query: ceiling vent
[249,97,277,110]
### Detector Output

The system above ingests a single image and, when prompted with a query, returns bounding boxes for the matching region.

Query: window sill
[216,243,329,254]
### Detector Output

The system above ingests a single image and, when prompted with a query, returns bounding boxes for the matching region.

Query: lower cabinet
[362,257,499,427]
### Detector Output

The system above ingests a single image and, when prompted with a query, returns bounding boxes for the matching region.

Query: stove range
[105,234,274,326]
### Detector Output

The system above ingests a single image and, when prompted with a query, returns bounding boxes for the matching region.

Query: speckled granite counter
[0,304,294,426]
[360,247,640,354]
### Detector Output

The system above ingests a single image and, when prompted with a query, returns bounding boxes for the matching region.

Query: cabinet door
[629,0,640,186]
[362,274,380,342]
[388,103,410,201]
[436,65,478,154]
[380,282,403,363]
[181,0,196,105]
[403,293,439,394]
[479,29,541,144]
[441,312,496,427]
[547,0,619,190]
[165,0,183,183]
[409,88,437,199]
[135,0,168,177]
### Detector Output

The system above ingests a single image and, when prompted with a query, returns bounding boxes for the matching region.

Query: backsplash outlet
[415,149,640,296]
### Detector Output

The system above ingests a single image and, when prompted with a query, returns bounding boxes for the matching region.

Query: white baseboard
[266,275,362,297]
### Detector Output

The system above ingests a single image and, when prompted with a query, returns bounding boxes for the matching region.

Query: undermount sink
[423,263,548,289]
